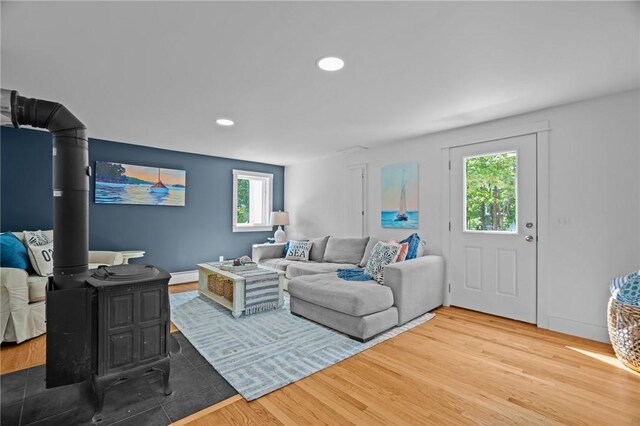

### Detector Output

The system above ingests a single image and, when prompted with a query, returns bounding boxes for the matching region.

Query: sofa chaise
[252,236,445,341]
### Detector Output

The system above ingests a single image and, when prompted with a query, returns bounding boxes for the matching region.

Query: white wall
[285,89,640,342]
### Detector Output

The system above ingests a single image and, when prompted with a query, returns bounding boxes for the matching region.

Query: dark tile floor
[1,333,237,426]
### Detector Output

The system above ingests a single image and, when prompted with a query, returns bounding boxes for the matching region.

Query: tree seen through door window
[465,152,517,232]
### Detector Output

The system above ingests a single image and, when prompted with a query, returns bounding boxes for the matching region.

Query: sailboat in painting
[395,169,408,221]
[149,169,169,194]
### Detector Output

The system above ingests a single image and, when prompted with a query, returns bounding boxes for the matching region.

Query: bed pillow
[285,240,314,262]
[364,241,400,283]
[0,233,30,270]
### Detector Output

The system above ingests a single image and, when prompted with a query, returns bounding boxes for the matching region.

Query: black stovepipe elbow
[8,90,89,289]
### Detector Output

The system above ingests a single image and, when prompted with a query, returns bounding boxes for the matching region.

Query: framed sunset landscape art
[95,161,186,206]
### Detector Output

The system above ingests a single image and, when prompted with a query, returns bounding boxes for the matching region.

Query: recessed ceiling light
[216,118,234,126]
[317,57,344,72]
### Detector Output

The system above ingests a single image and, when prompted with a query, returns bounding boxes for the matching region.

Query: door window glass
[464,151,517,232]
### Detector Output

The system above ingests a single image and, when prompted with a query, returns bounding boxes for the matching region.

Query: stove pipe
[1,89,89,289]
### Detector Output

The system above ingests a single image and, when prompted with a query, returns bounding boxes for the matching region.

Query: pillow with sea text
[285,240,314,262]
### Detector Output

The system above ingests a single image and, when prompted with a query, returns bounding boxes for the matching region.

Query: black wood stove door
[98,283,169,376]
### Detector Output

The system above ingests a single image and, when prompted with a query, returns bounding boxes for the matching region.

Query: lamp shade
[270,211,290,226]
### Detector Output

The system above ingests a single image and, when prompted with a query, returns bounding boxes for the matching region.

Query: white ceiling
[2,1,639,166]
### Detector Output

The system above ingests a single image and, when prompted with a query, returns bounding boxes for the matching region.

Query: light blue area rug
[170,291,435,400]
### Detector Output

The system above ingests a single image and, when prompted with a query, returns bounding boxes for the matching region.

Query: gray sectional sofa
[252,236,445,341]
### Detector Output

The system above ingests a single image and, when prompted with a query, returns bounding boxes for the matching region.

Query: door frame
[441,121,551,328]
[347,163,368,237]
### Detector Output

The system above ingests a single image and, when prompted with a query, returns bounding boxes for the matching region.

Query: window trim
[232,169,274,233]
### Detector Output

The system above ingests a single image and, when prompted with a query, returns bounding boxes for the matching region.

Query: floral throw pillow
[285,240,314,262]
[365,241,400,283]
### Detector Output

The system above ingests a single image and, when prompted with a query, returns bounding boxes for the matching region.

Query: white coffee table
[197,263,284,318]
[120,250,145,264]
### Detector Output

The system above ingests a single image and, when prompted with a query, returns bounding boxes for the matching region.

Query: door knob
[525,235,534,242]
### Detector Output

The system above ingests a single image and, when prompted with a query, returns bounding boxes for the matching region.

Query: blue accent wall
[1,127,284,272]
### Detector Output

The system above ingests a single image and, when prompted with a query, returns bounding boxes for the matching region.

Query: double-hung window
[232,170,273,232]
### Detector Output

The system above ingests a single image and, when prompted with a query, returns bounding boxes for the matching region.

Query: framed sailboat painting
[94,161,186,206]
[381,162,418,228]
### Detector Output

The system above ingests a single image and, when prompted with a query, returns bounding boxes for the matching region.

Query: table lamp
[270,211,290,243]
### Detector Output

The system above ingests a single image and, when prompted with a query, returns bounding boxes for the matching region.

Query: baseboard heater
[170,270,198,285]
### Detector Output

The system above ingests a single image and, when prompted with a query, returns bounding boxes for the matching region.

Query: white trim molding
[440,120,550,149]
[232,169,274,233]
[347,163,369,237]
[535,130,551,329]
[547,315,610,343]
[441,149,451,307]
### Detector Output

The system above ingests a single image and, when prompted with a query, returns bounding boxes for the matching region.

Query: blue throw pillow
[281,241,290,258]
[400,233,421,260]
[617,274,640,307]
[0,233,30,270]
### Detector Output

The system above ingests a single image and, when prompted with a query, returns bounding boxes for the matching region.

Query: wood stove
[46,264,173,422]
[1,89,173,423]
[88,264,172,422]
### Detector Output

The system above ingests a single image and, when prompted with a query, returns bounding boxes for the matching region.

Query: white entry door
[346,165,366,237]
[449,134,537,323]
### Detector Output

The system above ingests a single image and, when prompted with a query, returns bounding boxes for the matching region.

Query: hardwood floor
[186,300,640,425]
[2,282,639,425]
[0,332,46,374]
